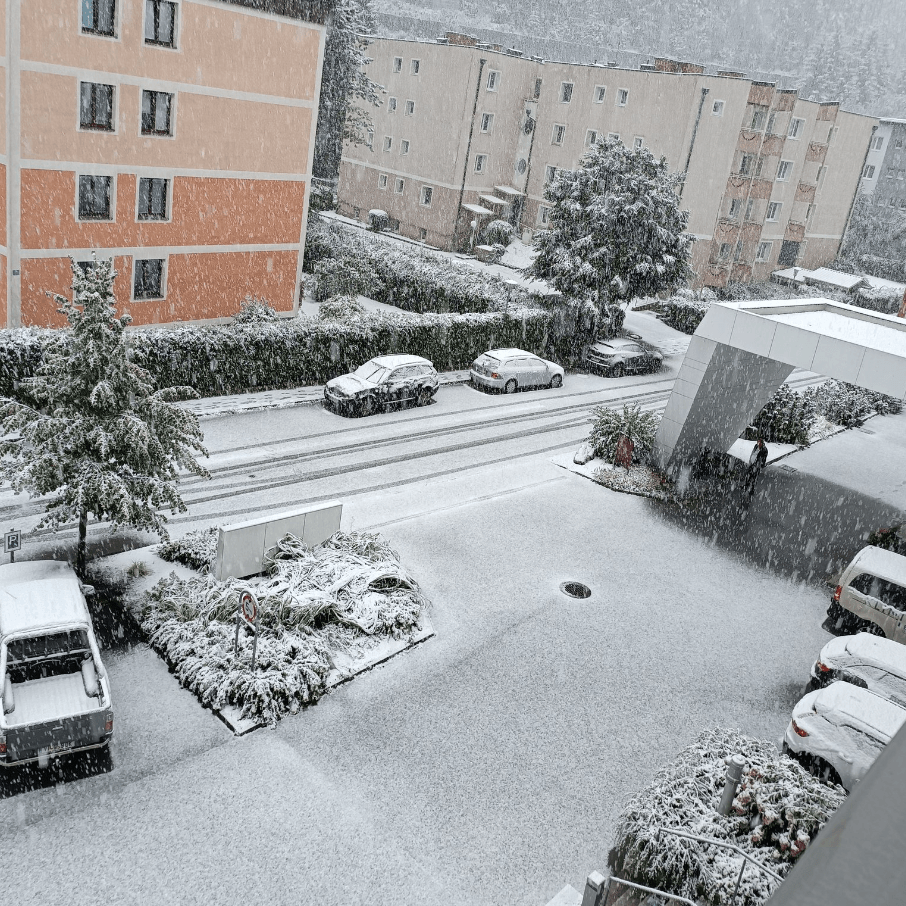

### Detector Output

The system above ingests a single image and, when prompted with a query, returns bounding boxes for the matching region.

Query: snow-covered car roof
[483,348,533,359]
[840,634,906,673]
[369,355,433,369]
[0,560,90,639]
[847,546,906,583]
[812,682,906,741]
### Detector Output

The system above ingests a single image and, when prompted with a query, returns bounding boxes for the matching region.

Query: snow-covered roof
[479,194,506,206]
[0,561,90,639]
[842,635,906,674]
[494,185,524,197]
[862,274,906,293]
[487,348,531,359]
[371,354,433,368]
[814,682,906,741]
[849,546,906,583]
[805,268,865,291]
[462,203,495,216]
[772,267,808,283]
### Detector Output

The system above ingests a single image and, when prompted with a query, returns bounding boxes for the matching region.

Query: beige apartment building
[1,0,331,328]
[337,33,876,289]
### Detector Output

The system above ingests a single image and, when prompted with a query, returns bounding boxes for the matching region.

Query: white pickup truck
[0,561,113,771]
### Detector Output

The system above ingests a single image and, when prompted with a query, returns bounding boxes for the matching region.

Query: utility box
[212,501,343,581]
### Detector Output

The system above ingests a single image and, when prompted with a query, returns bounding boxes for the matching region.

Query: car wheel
[504,379,517,394]
[611,363,625,378]
[812,757,843,787]
[417,387,432,407]
[358,396,375,417]
[550,374,563,389]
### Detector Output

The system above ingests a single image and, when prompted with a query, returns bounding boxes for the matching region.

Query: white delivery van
[825,546,906,642]
[0,561,113,770]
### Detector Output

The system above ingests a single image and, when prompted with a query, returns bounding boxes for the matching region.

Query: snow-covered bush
[853,285,902,315]
[609,728,845,906]
[749,383,816,446]
[319,295,367,321]
[142,531,428,725]
[313,255,381,303]
[368,209,389,232]
[231,295,281,324]
[806,380,903,428]
[156,527,218,573]
[588,403,661,463]
[661,295,711,334]
[481,219,514,246]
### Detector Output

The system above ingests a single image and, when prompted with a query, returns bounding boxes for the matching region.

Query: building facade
[2,0,331,328]
[337,33,877,290]
[857,117,906,211]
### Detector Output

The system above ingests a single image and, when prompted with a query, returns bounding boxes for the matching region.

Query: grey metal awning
[462,203,494,215]
[494,185,524,197]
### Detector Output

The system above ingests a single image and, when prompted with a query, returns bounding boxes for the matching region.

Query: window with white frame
[718,242,731,262]
[367,129,374,147]
[560,82,574,103]
[80,82,115,131]
[353,207,360,219]
[78,175,113,220]
[394,178,404,194]
[534,78,542,98]
[776,160,793,181]
[378,173,388,189]
[633,136,644,149]
[137,177,168,220]
[887,168,896,179]
[551,123,565,145]
[383,136,392,152]
[400,139,410,155]
[817,165,827,189]
[806,203,816,226]
[788,117,805,139]
[388,97,397,113]
[82,0,116,36]
[538,205,551,225]
[141,89,173,135]
[144,0,176,47]
[410,59,420,75]
[585,129,598,146]
[739,153,755,176]
[594,85,606,103]
[420,186,433,207]
[712,99,724,116]
[745,199,755,220]
[728,198,742,220]
[766,112,776,134]
[896,137,904,150]
[871,135,884,151]
[862,164,876,179]
[480,113,494,133]
[766,201,782,221]
[607,132,620,142]
[418,227,427,241]
[756,241,772,262]
[545,165,557,184]
[617,88,629,106]
[392,57,402,73]
[750,105,768,130]
[133,258,165,299]
[733,240,744,262]
[487,70,500,91]
[474,154,487,173]
[405,99,415,115]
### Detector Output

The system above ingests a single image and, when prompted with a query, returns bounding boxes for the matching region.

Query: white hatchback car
[782,681,906,790]
[808,633,906,708]
[470,348,564,394]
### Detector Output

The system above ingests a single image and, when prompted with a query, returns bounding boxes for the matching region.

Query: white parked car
[808,633,906,708]
[782,681,906,790]
[470,348,564,393]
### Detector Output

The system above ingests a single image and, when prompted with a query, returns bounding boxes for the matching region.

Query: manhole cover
[858,426,875,435]
[560,582,591,599]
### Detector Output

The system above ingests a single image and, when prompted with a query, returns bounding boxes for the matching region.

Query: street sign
[240,591,257,624]
[4,529,21,562]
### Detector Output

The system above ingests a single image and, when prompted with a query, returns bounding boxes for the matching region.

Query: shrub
[749,383,816,446]
[481,219,514,246]
[157,527,219,573]
[319,295,367,321]
[231,295,281,324]
[853,285,902,315]
[866,523,906,556]
[609,728,845,906]
[588,403,660,463]
[367,209,390,232]
[806,380,902,428]
[661,295,711,334]
[313,255,381,304]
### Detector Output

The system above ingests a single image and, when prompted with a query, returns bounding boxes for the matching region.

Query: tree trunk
[77,508,88,577]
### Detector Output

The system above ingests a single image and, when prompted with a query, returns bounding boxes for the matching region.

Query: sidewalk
[175,370,473,419]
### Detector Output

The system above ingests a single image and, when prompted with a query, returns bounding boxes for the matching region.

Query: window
[871,135,884,152]
[633,136,644,149]
[141,90,172,135]
[474,154,487,173]
[750,105,768,130]
[754,156,765,178]
[545,165,557,184]
[418,227,427,241]
[733,240,744,262]
[862,165,875,179]
[711,100,724,116]
[745,199,755,220]
[78,175,112,219]
[388,97,397,113]
[560,82,574,103]
[137,177,168,219]
[539,205,551,225]
[826,125,834,144]
[534,78,542,98]
[806,203,816,226]
[739,153,755,176]
[393,57,402,73]
[718,242,731,262]
[378,173,388,189]
[594,85,606,103]
[480,113,494,133]
[394,178,404,194]
[617,88,629,106]
[79,82,114,131]
[400,139,410,155]
[766,112,776,134]
[405,99,415,115]
[383,136,392,152]
[850,574,906,610]
[788,117,804,139]
[367,129,374,147]
[887,168,896,179]
[766,201,782,222]
[776,160,793,181]
[585,129,598,147]
[551,124,565,145]
[410,59,420,75]
[817,165,828,189]
[353,207,360,220]
[487,70,500,91]
[82,0,116,36]
[607,132,620,142]
[728,198,742,220]
[756,241,772,262]
[134,259,165,299]
[895,137,904,150]
[420,186,433,207]
[144,0,176,47]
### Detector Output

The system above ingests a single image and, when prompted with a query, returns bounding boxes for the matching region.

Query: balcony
[785,221,806,241]
[806,141,829,164]
[796,181,817,203]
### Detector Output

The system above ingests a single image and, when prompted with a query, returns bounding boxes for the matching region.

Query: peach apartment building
[1,0,332,328]
[337,33,876,289]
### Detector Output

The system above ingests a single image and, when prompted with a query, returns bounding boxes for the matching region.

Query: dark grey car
[584,337,664,377]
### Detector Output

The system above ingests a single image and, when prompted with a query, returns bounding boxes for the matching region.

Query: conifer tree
[0,257,209,574]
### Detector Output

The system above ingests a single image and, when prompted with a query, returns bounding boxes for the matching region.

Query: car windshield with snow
[0,561,113,771]
[324,355,439,417]
[469,348,564,393]
[584,336,664,377]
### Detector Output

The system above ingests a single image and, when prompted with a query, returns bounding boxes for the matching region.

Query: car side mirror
[80,583,96,598]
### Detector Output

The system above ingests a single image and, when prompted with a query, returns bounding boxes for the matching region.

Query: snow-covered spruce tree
[0,257,208,575]
[312,0,383,183]
[526,137,694,327]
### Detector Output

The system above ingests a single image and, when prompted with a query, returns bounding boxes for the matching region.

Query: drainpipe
[679,86,710,200]
[454,57,487,250]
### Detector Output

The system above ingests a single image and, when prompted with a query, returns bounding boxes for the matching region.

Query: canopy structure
[654,299,906,473]
[461,203,494,216]
[494,185,524,197]
[479,194,507,207]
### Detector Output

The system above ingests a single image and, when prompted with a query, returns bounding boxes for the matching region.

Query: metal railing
[593,874,697,906]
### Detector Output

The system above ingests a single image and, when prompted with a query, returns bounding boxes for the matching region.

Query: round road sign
[240,591,258,623]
